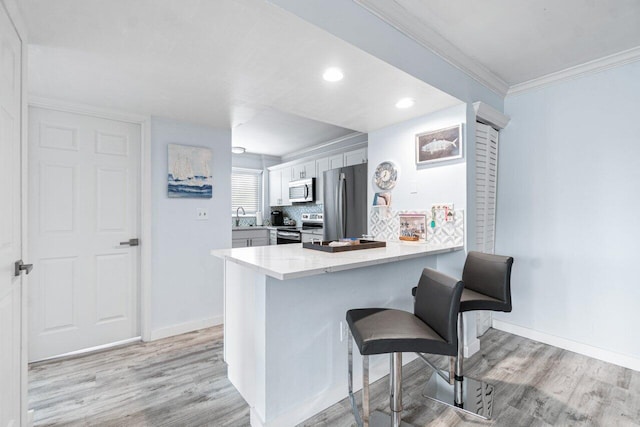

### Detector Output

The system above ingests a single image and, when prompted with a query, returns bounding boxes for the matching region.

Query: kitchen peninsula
[212,241,463,427]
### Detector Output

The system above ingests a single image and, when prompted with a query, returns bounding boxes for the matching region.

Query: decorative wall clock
[374,161,398,190]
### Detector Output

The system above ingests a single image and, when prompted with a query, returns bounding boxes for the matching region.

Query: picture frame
[399,213,427,242]
[168,144,213,198]
[416,124,462,165]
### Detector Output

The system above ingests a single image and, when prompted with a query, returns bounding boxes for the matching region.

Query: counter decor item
[303,239,386,253]
[167,144,213,198]
[416,124,463,165]
[373,191,392,207]
[374,161,398,190]
[399,213,427,242]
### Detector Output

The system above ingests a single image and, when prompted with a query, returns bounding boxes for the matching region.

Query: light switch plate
[196,208,209,220]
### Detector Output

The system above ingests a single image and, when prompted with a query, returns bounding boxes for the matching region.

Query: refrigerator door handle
[338,172,346,238]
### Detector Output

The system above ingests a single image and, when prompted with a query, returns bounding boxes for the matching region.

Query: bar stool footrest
[422,371,494,420]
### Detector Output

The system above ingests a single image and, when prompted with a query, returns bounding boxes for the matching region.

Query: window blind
[232,168,262,214]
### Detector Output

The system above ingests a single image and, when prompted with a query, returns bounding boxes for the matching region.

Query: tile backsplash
[233,204,323,227]
[281,204,323,226]
[369,207,464,246]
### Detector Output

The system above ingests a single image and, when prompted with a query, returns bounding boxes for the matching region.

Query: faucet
[235,206,245,226]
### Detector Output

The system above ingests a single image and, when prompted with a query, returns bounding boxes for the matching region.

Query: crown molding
[473,102,510,130]
[508,46,640,96]
[354,0,510,97]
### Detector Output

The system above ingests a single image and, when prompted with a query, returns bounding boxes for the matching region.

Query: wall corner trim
[148,316,224,342]
[473,102,510,130]
[492,319,640,372]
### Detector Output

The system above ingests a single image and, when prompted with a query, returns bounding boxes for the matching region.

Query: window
[232,168,263,215]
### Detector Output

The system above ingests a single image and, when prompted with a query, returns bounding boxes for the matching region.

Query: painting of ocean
[168,144,213,198]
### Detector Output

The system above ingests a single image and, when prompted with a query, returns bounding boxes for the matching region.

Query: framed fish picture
[168,144,213,198]
[415,124,463,165]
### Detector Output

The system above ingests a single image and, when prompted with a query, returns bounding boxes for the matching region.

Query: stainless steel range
[300,213,323,243]
[276,213,323,244]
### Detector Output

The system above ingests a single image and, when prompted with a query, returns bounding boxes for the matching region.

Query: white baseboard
[492,319,640,372]
[148,316,223,341]
[465,338,480,358]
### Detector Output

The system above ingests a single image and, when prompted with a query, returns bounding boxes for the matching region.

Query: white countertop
[212,241,463,280]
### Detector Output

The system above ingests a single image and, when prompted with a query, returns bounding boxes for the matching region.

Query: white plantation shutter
[475,122,499,254]
[232,168,262,214]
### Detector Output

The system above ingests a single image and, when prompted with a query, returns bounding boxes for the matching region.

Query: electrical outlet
[196,208,209,220]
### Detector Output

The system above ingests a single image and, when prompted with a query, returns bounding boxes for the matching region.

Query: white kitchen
[1,1,639,427]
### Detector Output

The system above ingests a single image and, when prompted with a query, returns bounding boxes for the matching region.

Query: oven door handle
[277,231,301,238]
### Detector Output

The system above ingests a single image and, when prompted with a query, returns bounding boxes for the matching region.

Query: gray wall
[495,60,640,367]
[150,117,231,334]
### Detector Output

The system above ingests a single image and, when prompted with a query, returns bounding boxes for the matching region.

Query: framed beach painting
[168,144,213,198]
[416,124,462,165]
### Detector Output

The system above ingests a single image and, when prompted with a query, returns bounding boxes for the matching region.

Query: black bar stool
[413,251,514,419]
[346,268,464,427]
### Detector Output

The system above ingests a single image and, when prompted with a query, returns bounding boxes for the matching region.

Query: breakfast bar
[212,241,463,427]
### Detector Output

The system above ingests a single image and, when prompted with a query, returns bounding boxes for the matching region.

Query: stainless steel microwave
[288,178,315,203]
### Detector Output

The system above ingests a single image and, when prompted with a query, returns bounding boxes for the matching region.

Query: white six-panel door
[28,107,141,361]
[0,2,24,425]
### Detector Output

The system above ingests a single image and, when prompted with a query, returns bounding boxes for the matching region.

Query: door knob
[119,238,140,246]
[14,260,34,277]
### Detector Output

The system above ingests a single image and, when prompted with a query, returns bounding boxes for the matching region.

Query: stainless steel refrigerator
[323,163,368,240]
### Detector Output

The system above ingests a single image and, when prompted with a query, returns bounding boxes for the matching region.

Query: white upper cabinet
[269,167,292,206]
[344,148,367,166]
[328,153,344,170]
[268,169,282,206]
[280,166,292,206]
[315,157,330,204]
[292,160,315,180]
[268,145,367,207]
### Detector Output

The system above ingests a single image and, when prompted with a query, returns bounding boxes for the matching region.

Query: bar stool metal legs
[421,313,494,419]
[348,331,412,427]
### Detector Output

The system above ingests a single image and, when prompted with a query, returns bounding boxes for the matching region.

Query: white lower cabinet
[232,229,269,248]
[269,229,277,245]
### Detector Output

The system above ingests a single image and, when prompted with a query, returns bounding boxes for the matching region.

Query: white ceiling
[20,0,462,156]
[356,0,640,89]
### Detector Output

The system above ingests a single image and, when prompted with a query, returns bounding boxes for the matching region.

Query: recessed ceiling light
[231,146,246,154]
[395,98,415,109]
[323,67,344,82]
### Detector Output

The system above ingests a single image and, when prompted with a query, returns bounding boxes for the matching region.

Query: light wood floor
[29,326,640,426]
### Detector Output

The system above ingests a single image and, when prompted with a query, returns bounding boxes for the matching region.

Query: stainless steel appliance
[300,213,323,243]
[276,228,301,244]
[276,213,324,244]
[288,178,315,203]
[323,163,367,241]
